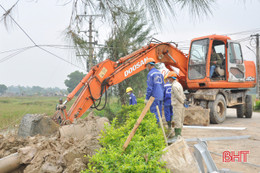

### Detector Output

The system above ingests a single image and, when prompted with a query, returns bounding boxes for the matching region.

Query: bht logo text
[222,151,250,162]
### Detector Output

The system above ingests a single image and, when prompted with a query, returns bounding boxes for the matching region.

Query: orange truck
[54,34,256,124]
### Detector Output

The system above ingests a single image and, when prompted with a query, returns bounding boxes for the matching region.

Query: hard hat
[167,71,177,79]
[145,58,155,66]
[59,98,63,102]
[126,87,133,93]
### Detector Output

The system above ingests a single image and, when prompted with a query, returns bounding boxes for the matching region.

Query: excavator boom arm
[65,42,187,122]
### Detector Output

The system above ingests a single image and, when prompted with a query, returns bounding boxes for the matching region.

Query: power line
[1,2,260,67]
[0,44,120,64]
[0,45,86,70]
[37,46,85,70]
[233,36,251,43]
[0,46,35,54]
[0,4,37,46]
[0,47,32,63]
[224,28,260,36]
[0,4,85,70]
[173,28,260,44]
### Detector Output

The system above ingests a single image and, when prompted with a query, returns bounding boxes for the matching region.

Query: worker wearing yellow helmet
[126,87,137,105]
[166,71,186,138]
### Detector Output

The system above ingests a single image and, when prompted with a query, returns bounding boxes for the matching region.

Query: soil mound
[0,114,109,173]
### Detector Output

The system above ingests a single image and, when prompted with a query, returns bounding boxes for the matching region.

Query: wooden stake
[122,97,155,151]
[156,105,168,146]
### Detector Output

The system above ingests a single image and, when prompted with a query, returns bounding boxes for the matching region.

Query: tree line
[0,84,67,96]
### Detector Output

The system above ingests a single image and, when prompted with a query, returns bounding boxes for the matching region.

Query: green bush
[115,98,146,125]
[254,100,260,111]
[83,100,169,173]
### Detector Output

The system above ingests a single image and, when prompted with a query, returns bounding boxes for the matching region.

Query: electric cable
[0,4,37,45]
[0,4,85,69]
[0,46,33,63]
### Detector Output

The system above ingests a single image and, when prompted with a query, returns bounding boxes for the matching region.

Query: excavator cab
[188,35,228,81]
[187,35,255,89]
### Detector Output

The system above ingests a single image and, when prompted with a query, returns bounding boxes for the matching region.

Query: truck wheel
[209,94,226,124]
[244,95,252,118]
[236,104,244,118]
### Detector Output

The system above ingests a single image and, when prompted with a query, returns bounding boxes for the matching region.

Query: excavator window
[229,43,243,64]
[188,39,209,80]
[228,42,244,79]
[210,40,226,79]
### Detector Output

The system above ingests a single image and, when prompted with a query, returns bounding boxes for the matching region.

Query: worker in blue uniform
[164,76,173,130]
[126,87,137,105]
[144,58,164,125]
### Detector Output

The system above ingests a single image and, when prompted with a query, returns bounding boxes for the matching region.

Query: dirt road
[182,109,260,173]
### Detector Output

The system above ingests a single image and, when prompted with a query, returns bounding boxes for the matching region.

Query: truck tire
[209,94,226,124]
[245,95,253,118]
[236,104,244,118]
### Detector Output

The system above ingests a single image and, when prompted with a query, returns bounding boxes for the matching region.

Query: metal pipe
[0,152,21,173]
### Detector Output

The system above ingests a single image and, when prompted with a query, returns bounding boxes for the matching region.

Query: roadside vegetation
[254,100,260,112]
[84,98,169,173]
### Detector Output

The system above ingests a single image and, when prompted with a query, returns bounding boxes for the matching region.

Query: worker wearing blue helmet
[144,58,164,125]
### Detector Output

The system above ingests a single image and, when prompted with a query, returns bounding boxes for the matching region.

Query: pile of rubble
[0,114,109,173]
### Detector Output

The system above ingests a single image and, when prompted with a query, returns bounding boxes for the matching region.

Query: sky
[0,0,260,89]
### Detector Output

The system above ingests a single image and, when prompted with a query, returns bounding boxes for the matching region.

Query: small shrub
[115,98,146,125]
[83,100,169,173]
[254,100,260,111]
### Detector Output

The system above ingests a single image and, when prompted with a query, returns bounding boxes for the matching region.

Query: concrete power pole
[251,34,260,98]
[88,16,94,70]
[77,14,101,71]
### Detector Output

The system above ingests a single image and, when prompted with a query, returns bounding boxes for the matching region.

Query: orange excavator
[53,34,256,125]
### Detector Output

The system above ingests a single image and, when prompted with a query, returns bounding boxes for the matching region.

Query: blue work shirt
[145,68,164,101]
[129,93,137,105]
[164,82,172,106]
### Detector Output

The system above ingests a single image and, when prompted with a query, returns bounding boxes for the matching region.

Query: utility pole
[77,14,101,71]
[251,34,260,98]
[89,16,94,70]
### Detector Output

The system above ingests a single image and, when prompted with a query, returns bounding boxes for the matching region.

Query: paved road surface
[182,109,260,173]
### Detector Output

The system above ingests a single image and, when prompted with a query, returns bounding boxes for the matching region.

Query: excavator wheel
[208,94,226,124]
[244,95,253,118]
[236,104,244,118]
[236,95,252,118]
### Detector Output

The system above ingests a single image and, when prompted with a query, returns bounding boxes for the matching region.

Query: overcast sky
[0,0,260,89]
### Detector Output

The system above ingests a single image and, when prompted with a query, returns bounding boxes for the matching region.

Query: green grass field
[0,96,122,130]
[0,96,73,129]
